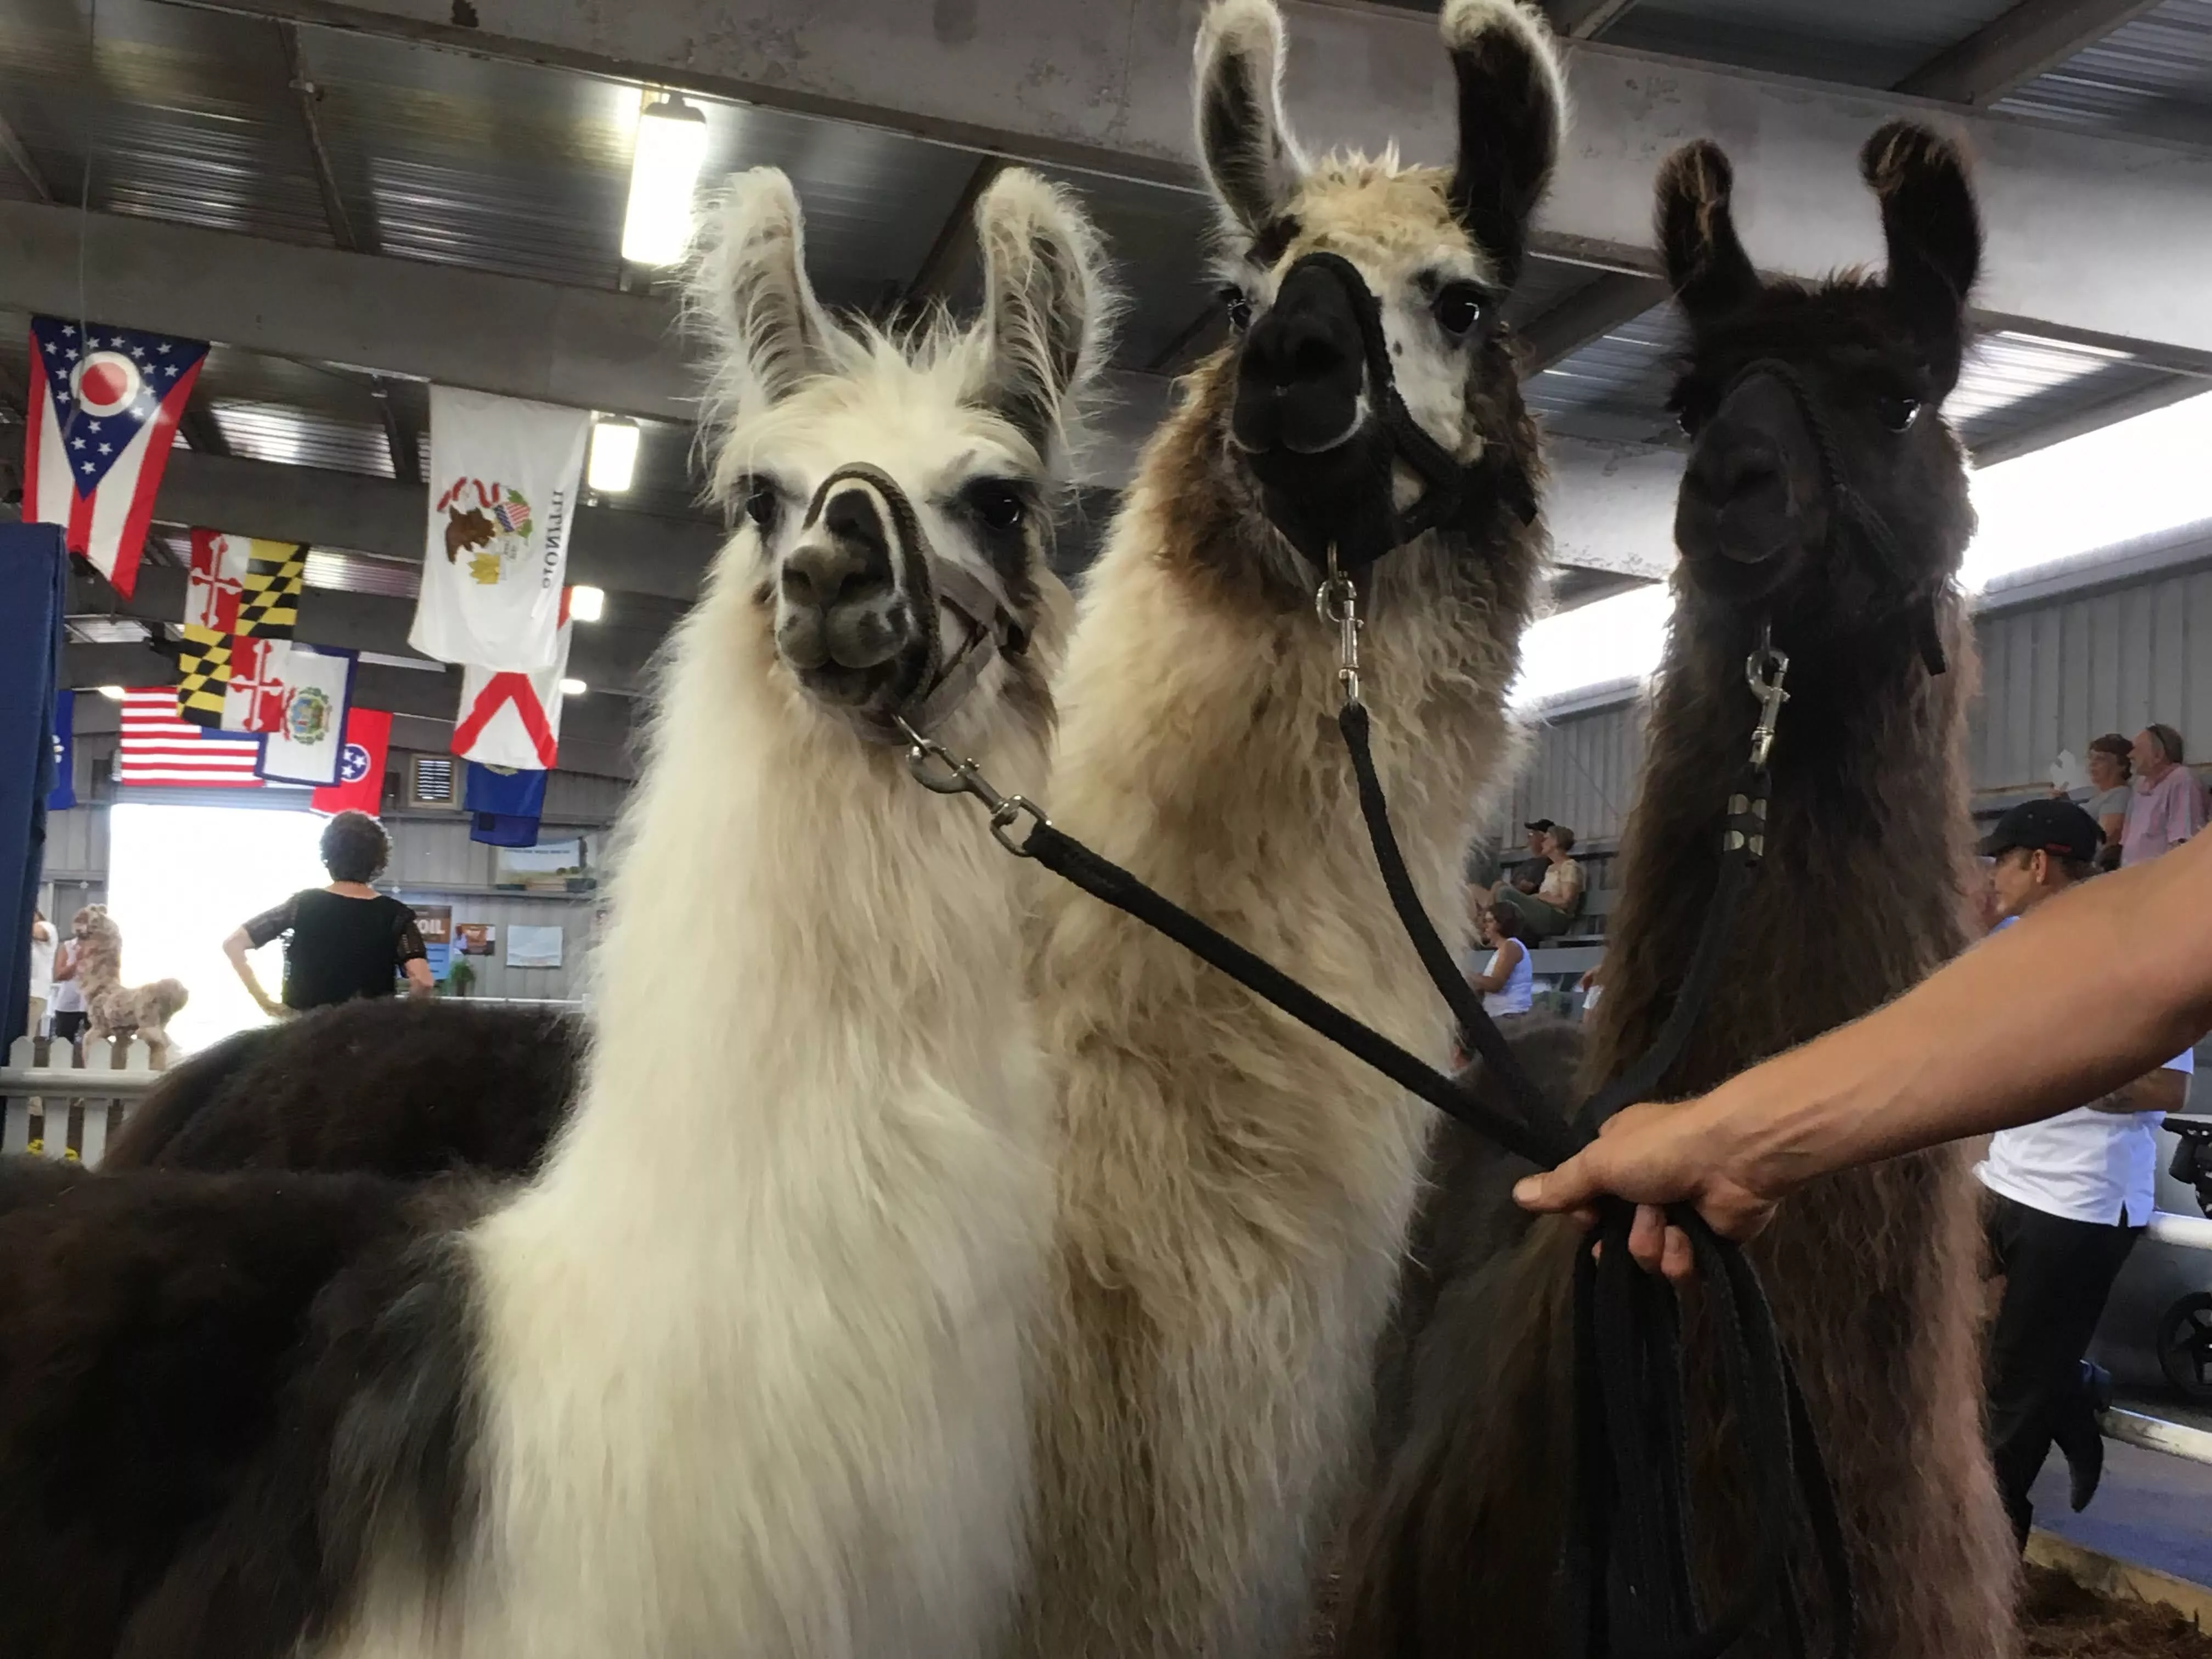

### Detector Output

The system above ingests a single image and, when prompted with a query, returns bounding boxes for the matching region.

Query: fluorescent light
[587,417,640,494]
[568,584,607,623]
[558,678,588,697]
[95,684,126,701]
[621,94,709,267]
[1966,388,2212,589]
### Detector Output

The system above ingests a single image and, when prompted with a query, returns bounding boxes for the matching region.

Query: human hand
[1511,1099,1782,1280]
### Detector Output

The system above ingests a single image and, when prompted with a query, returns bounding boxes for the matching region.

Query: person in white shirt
[24,909,54,1040]
[1972,799,2191,1546]
[1452,905,1532,1069]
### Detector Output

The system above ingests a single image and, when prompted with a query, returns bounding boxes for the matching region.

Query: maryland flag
[176,628,274,728]
[236,542,306,636]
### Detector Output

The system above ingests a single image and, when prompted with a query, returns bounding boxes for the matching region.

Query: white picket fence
[0,1035,167,1167]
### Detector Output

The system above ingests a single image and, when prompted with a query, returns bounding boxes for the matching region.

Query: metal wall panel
[1969,558,2212,793]
[1500,699,1648,848]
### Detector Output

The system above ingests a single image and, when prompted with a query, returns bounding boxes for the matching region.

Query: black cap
[1525,818,1555,834]
[1980,799,2101,864]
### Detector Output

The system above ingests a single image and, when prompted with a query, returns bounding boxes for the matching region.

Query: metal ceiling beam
[67,565,663,695]
[1968,372,2208,469]
[61,642,644,774]
[0,110,53,204]
[274,18,363,250]
[149,449,723,601]
[1895,0,2168,108]
[166,0,2212,368]
[1517,272,1669,373]
[901,155,1008,313]
[1544,0,1639,41]
[0,199,694,421]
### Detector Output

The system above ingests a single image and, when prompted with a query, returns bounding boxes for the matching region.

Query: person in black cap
[1970,798,2193,1543]
[1512,819,1554,894]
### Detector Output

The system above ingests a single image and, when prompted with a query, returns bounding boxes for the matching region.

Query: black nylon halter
[1265,250,1537,566]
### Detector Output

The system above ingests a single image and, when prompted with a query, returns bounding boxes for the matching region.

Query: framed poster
[414,904,453,980]
[506,924,563,968]
[494,836,588,888]
[455,922,497,957]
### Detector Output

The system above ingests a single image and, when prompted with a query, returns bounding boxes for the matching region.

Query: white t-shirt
[25,927,54,1001]
[1973,915,2194,1226]
[48,940,84,1014]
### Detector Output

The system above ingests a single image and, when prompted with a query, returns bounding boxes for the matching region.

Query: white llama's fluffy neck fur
[332,558,1057,1659]
[1017,444,1532,1658]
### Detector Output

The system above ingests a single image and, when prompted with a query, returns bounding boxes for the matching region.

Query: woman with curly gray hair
[221,810,432,1015]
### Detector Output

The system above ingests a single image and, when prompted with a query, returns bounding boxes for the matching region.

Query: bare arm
[1517,828,2212,1246]
[2090,1065,2188,1117]
[52,943,75,982]
[1468,941,1521,995]
[403,957,435,998]
[223,927,284,1017]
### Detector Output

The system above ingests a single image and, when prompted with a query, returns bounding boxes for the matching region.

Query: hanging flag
[252,642,358,787]
[465,761,546,847]
[184,529,251,631]
[47,689,76,812]
[410,386,589,672]
[313,707,394,816]
[119,688,264,788]
[452,592,573,771]
[23,317,209,599]
[237,543,306,637]
[184,530,303,634]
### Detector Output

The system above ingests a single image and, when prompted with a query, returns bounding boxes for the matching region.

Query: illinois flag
[24,317,208,599]
[410,386,589,672]
[452,592,573,771]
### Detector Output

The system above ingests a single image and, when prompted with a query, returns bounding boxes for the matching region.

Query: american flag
[25,317,209,599]
[119,687,266,788]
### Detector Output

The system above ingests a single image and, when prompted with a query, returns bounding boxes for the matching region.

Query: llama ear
[969,170,1116,457]
[687,168,855,448]
[1441,0,1565,292]
[1656,140,1759,326]
[1194,0,1307,244]
[1862,121,1981,392]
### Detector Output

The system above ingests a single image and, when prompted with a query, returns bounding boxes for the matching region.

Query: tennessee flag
[312,707,394,816]
[24,317,208,599]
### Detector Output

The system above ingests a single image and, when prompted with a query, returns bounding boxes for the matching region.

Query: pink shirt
[2121,765,2209,866]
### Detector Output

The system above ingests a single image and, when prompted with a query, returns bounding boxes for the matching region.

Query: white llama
[321,165,1114,1658]
[1014,2,1564,1655]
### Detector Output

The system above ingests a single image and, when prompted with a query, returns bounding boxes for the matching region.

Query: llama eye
[966,481,1027,531]
[740,477,781,535]
[1876,394,1921,433]
[1433,283,1485,338]
[1222,287,1254,333]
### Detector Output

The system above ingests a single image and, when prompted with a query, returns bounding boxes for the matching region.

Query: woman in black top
[222,811,432,1015]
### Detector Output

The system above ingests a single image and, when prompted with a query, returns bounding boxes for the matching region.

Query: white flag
[452,598,573,771]
[251,641,358,786]
[410,386,589,672]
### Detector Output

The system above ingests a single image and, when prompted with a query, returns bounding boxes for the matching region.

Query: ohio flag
[24,317,208,599]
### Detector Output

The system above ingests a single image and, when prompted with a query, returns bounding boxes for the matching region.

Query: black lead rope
[1336,697,1855,1659]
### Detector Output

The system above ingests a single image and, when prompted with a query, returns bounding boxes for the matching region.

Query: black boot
[2052,1361,2114,1513]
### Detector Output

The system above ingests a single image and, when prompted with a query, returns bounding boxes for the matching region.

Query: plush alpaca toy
[72,905,188,1066]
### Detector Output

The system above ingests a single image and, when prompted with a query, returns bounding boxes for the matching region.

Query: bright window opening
[105,803,330,1057]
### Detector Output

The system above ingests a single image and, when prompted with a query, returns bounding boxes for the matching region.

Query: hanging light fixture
[567,584,607,624]
[621,93,709,267]
[558,678,589,698]
[587,416,641,494]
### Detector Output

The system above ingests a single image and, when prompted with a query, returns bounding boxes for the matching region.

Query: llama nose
[1680,374,1810,568]
[1233,261,1367,456]
[778,484,906,672]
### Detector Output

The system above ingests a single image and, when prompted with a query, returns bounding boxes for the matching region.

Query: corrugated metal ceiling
[1594,0,2018,88]
[1996,0,2212,148]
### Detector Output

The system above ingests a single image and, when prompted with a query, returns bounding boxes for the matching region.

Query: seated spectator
[1513,819,1554,892]
[1452,906,1531,1067]
[1489,823,1583,940]
[2053,733,2132,871]
[2121,724,2208,867]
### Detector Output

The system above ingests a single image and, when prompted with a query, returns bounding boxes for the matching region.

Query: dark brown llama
[1334,122,2018,1659]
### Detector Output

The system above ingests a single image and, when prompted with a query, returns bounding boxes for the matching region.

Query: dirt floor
[2022,1565,2212,1658]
